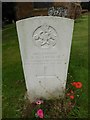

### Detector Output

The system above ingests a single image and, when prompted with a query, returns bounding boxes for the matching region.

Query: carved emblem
[33,24,57,48]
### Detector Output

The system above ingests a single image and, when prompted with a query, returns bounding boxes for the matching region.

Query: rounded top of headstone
[16,16,74,24]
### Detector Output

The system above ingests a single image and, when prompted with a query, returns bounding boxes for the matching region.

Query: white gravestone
[16,16,74,102]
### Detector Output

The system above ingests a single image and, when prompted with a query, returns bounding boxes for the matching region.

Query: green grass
[2,14,88,118]
[67,14,88,118]
[2,24,26,118]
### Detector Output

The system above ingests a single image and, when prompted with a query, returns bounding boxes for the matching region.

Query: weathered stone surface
[16,16,74,102]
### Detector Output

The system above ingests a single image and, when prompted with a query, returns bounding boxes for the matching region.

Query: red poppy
[75,82,82,88]
[70,95,74,99]
[71,82,77,86]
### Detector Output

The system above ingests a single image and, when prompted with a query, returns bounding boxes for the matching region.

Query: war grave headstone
[16,16,74,102]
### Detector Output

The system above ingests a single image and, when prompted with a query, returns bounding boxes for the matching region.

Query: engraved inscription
[26,52,66,65]
[33,23,57,48]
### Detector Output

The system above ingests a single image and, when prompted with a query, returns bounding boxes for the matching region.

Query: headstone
[16,16,74,102]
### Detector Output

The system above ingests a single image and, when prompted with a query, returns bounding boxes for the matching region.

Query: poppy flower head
[70,95,74,99]
[71,82,77,86]
[71,82,82,89]
[75,82,82,88]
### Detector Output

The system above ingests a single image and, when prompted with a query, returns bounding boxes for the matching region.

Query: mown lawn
[2,14,88,118]
[67,14,88,118]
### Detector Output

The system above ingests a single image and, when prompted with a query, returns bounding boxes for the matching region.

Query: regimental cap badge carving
[33,23,57,48]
